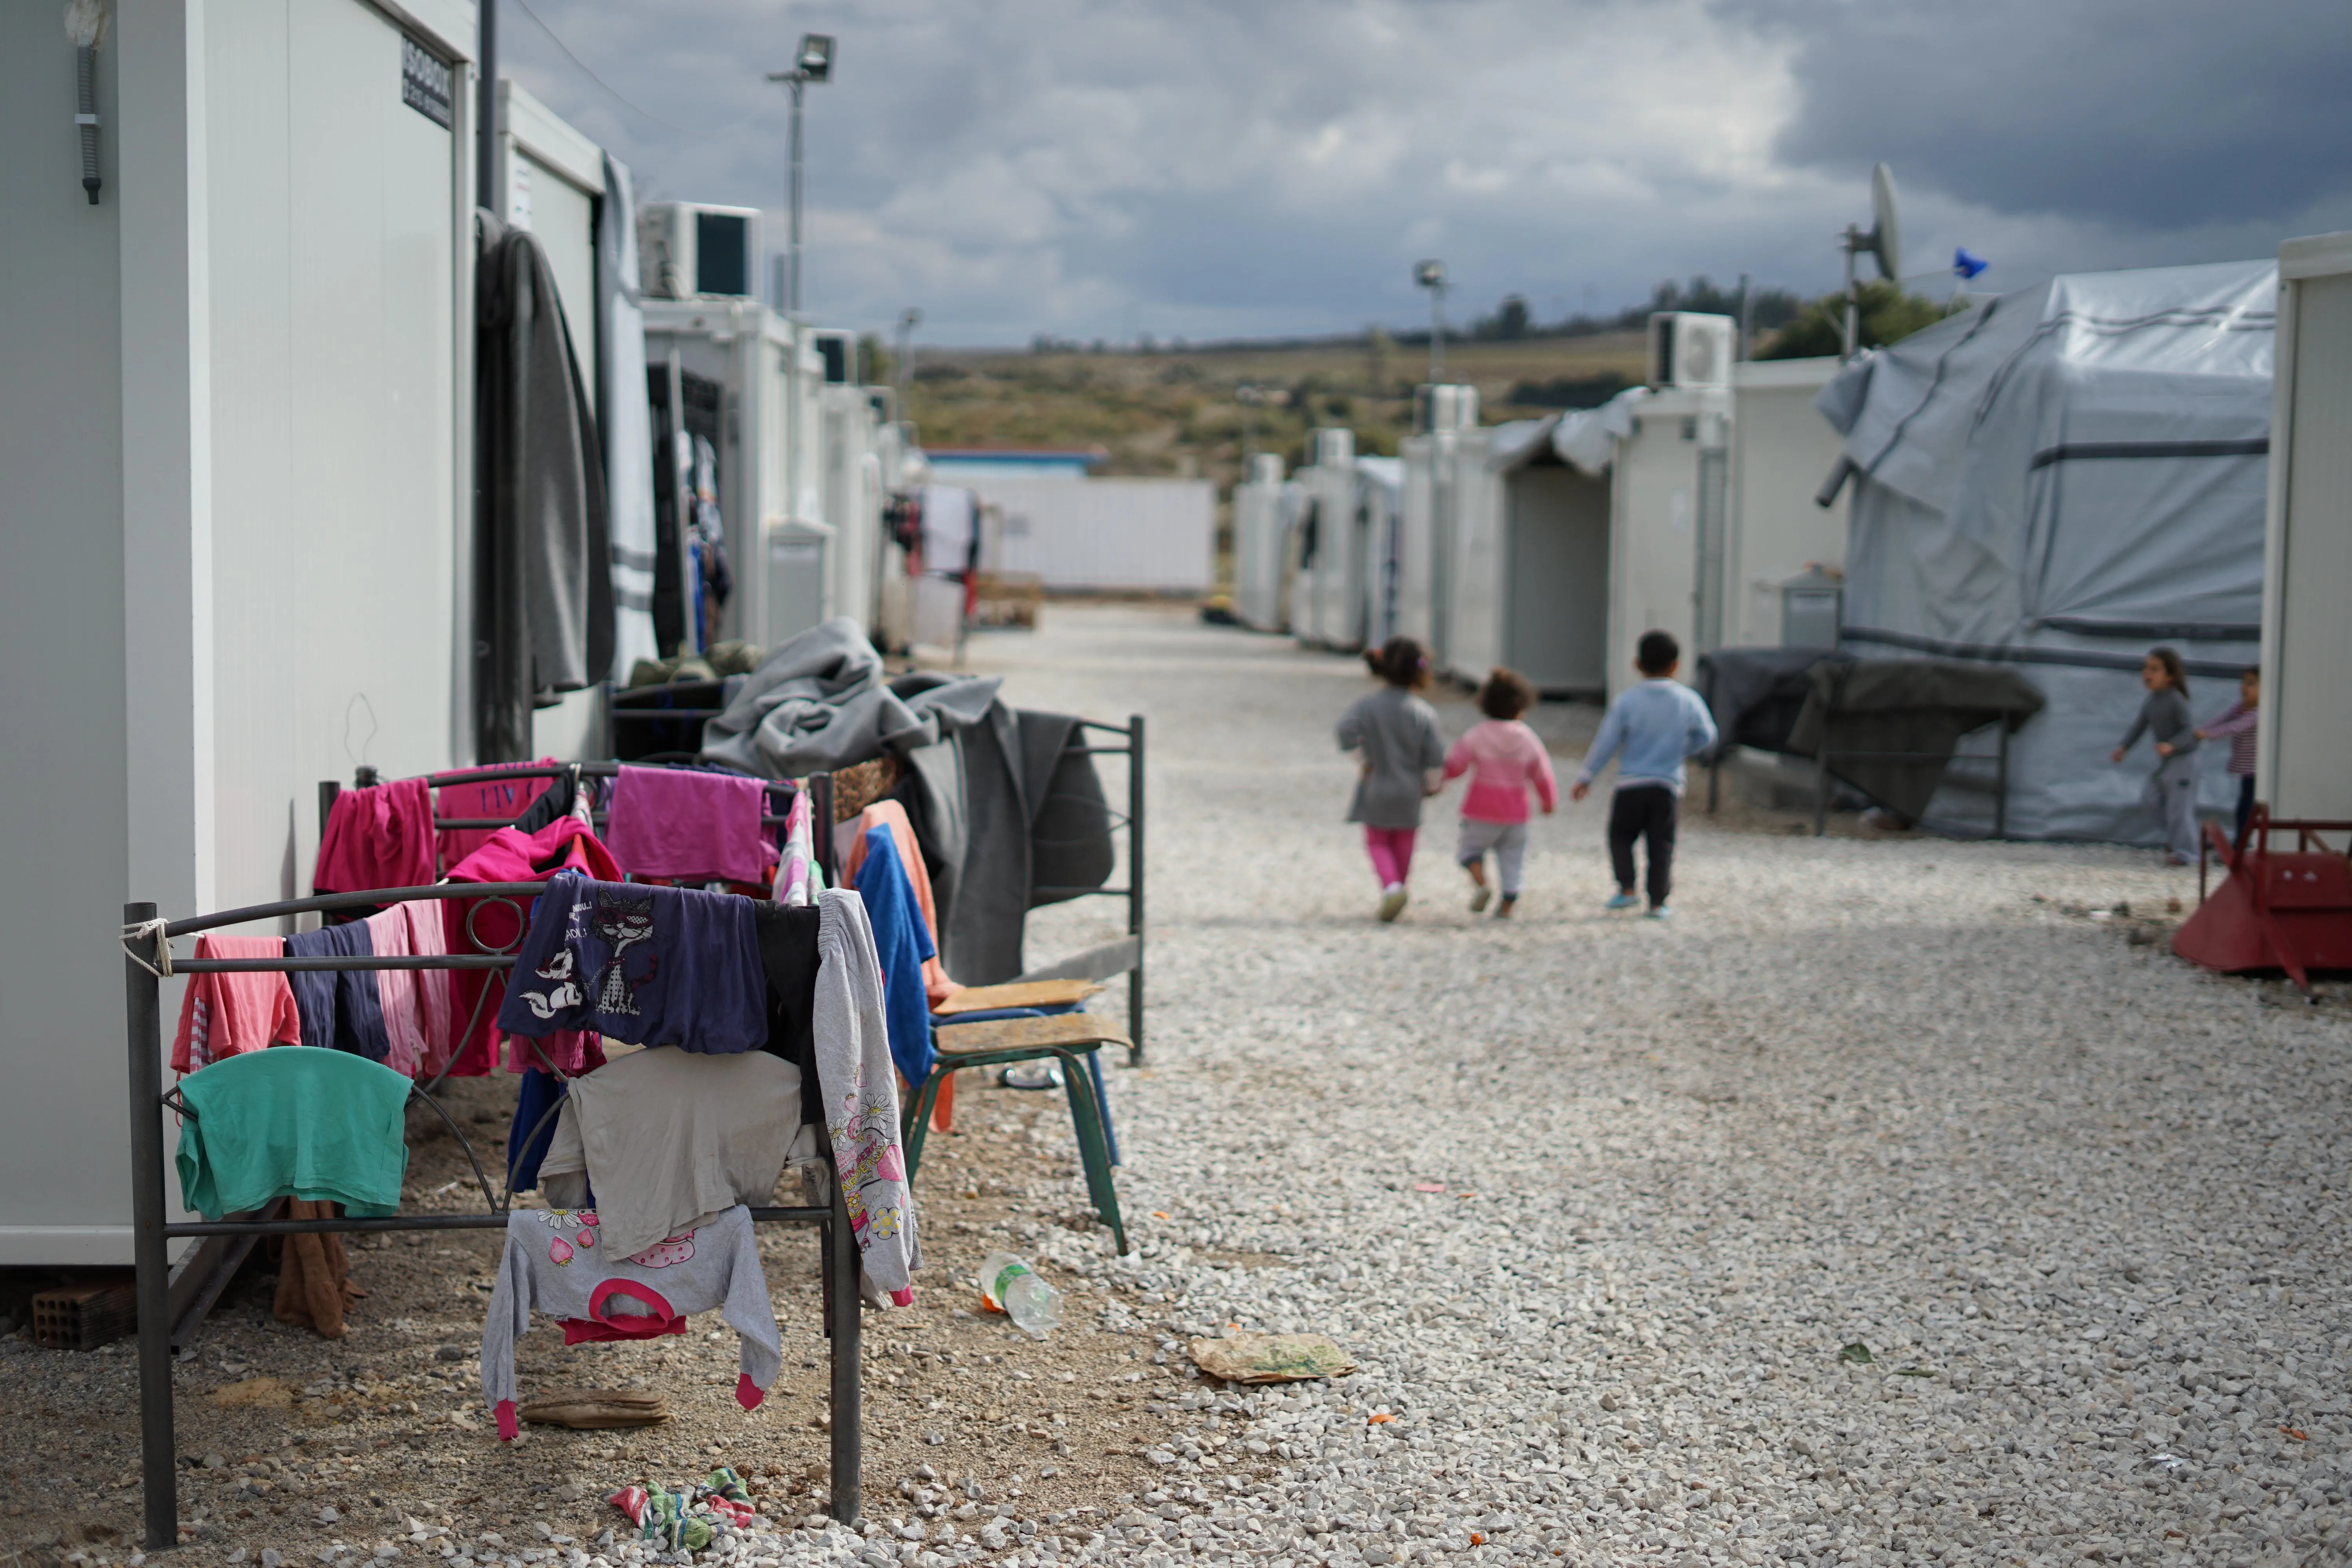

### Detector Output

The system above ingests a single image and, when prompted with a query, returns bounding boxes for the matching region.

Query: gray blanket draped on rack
[474,214,612,763]
[890,682,1113,984]
[1695,647,1842,762]
[700,620,1115,983]
[698,617,999,777]
[1786,659,2045,822]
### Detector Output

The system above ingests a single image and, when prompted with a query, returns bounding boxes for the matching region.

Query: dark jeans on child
[2236,775,2254,844]
[1608,784,1679,907]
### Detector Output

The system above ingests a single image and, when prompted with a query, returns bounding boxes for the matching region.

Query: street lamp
[895,307,922,420]
[766,33,835,315]
[1414,259,1447,383]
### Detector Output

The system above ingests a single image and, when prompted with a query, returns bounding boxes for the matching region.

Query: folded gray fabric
[697,617,1000,778]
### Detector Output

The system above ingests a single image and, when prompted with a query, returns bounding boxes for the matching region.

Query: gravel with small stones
[7,603,2352,1568]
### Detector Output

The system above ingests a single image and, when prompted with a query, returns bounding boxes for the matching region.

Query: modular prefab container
[2262,232,2352,819]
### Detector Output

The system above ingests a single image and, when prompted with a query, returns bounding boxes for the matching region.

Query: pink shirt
[1443,719,1559,824]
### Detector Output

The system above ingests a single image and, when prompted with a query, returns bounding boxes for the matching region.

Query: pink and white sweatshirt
[1442,719,1559,824]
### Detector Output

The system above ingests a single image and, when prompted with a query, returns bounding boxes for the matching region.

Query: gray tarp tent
[1819,260,2274,842]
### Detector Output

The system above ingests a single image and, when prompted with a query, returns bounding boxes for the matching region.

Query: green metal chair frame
[901,1013,1131,1255]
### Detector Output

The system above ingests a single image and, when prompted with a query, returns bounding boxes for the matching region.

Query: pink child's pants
[1363,826,1417,889]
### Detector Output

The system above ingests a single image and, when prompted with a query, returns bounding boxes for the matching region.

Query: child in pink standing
[1338,637,1447,922]
[1442,668,1557,917]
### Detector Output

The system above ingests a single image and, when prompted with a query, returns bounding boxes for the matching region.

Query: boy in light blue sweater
[1570,631,1719,918]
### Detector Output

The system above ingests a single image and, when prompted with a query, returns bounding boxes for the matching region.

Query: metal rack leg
[1813,754,1831,837]
[827,1177,862,1527]
[127,900,177,1552]
[1126,715,1145,1067]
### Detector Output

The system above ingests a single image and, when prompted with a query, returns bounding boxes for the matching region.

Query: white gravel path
[974,605,2352,1568]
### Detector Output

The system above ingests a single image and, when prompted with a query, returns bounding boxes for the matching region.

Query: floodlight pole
[1428,282,1447,382]
[895,307,921,419]
[1840,228,1861,361]
[787,75,806,313]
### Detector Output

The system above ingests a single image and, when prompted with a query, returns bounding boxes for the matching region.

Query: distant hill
[897,332,1651,496]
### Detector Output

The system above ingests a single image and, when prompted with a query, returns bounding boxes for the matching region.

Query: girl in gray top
[1338,637,1447,922]
[2111,646,2201,864]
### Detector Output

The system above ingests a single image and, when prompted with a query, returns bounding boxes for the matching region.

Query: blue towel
[507,1067,592,1201]
[854,827,937,1087]
[284,920,388,1062]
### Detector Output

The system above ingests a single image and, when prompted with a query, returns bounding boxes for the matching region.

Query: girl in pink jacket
[1442,668,1558,917]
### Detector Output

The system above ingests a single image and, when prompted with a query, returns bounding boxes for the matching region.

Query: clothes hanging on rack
[496,876,766,1055]
[851,829,938,1091]
[285,922,390,1062]
[481,1203,779,1442]
[534,1048,800,1262]
[438,818,622,1078]
[773,789,817,907]
[813,888,918,1303]
[272,1198,364,1339]
[475,218,613,763]
[752,903,823,1108]
[314,778,437,895]
[435,759,559,871]
[606,766,773,887]
[174,1047,412,1220]
[834,800,958,1004]
[506,1065,585,1197]
[170,935,301,1073]
[362,902,451,1079]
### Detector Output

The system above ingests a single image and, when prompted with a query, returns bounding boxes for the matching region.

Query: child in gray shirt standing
[1338,637,1447,922]
[2111,646,2201,865]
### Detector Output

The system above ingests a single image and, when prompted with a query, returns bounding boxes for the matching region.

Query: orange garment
[833,800,963,1132]
[833,801,959,1005]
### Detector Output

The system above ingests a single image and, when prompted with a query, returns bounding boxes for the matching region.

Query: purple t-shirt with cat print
[495,873,766,1054]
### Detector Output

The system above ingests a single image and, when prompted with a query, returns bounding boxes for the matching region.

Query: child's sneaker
[1378,886,1409,923]
[1604,892,1640,911]
[1495,896,1516,919]
[1469,886,1493,913]
[1643,905,1673,921]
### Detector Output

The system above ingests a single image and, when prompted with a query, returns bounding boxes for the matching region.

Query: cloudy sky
[497,0,2352,346]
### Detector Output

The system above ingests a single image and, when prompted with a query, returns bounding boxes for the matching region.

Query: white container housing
[1231,454,1297,631]
[0,0,480,1263]
[640,298,836,650]
[2262,232,2352,818]
[972,478,1216,593]
[1606,387,1733,697]
[1726,358,1850,648]
[1395,386,1482,668]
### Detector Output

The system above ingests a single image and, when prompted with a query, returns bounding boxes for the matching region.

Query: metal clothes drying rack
[338,716,1149,1065]
[121,779,866,1554]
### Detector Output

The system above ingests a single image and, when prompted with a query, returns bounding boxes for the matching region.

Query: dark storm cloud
[1739,0,2352,227]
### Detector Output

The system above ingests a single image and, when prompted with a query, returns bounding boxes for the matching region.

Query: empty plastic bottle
[978,1252,1063,1339]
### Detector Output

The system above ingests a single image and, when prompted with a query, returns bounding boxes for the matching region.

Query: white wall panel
[2264,245,2352,817]
[1728,359,1848,647]
[982,478,1214,592]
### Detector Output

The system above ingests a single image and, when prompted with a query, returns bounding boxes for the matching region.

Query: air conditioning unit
[811,329,858,385]
[1648,312,1735,390]
[1412,384,1480,434]
[636,202,760,301]
[1312,428,1354,468]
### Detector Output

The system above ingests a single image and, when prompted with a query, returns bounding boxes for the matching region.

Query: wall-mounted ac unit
[1648,312,1735,390]
[1312,428,1354,468]
[811,329,858,385]
[1412,384,1480,434]
[637,202,761,301]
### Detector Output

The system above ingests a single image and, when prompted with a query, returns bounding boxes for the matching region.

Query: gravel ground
[9,603,2352,1568]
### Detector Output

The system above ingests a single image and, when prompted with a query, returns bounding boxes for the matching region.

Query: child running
[1338,636,1447,922]
[1442,668,1557,918]
[2110,646,2201,865]
[1570,631,1718,920]
[2194,664,2260,845]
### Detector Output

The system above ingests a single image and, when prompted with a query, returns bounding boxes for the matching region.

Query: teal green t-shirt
[174,1047,412,1219]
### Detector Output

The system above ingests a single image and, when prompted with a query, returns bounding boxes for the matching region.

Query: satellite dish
[1869,163,1900,281]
